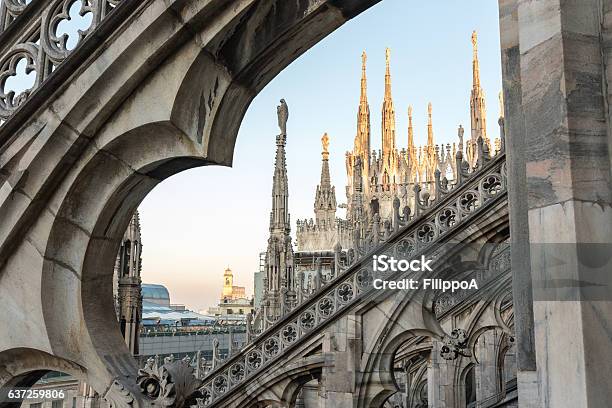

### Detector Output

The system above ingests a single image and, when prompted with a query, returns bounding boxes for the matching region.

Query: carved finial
[472,31,481,87]
[499,91,505,119]
[384,48,392,99]
[359,51,368,104]
[427,103,434,147]
[407,105,414,151]
[361,51,367,73]
[385,48,391,70]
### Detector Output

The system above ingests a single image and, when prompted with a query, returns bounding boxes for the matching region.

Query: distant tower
[467,30,489,166]
[262,99,295,329]
[114,211,142,356]
[222,267,234,300]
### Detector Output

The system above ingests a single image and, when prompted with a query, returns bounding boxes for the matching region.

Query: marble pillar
[514,0,612,406]
[475,330,501,404]
[498,0,540,404]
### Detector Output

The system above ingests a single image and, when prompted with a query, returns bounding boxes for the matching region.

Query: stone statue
[321,132,329,153]
[277,98,288,135]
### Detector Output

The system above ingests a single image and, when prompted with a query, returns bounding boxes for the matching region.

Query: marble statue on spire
[260,99,295,330]
[277,99,289,136]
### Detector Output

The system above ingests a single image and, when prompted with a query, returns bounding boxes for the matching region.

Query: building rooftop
[142,283,170,301]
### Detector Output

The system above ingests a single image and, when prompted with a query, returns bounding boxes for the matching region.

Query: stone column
[427,341,456,408]
[474,330,501,404]
[498,0,540,405]
[319,316,360,408]
[514,0,612,406]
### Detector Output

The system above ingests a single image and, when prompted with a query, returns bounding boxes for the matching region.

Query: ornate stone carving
[136,358,203,407]
[0,0,128,124]
[103,380,135,408]
[440,329,470,360]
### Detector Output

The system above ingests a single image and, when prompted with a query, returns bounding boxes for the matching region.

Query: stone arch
[387,342,432,408]
[0,348,86,393]
[458,362,477,407]
[41,121,207,399]
[219,355,324,408]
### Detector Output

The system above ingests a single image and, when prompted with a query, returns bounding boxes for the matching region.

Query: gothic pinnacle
[384,48,392,99]
[470,30,488,151]
[472,30,480,88]
[427,102,434,147]
[355,50,371,162]
[381,47,396,156]
[407,105,414,152]
[360,51,367,103]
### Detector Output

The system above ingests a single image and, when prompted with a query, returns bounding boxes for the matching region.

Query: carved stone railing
[0,0,33,35]
[196,150,507,406]
[0,0,134,128]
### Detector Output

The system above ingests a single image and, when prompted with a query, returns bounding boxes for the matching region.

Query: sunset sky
[137,0,503,312]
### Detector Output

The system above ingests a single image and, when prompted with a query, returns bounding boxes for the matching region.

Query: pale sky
[135,0,503,312]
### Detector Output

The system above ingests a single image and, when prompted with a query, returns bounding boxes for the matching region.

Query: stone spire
[407,105,415,153]
[427,102,434,147]
[406,105,418,183]
[269,103,290,235]
[381,48,396,156]
[354,51,371,193]
[472,31,481,88]
[420,102,437,183]
[314,133,337,226]
[380,48,398,188]
[262,99,295,329]
[470,30,488,146]
[355,51,371,156]
[114,210,143,356]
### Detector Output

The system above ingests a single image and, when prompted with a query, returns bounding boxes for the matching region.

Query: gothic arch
[0,348,86,391]
[219,355,324,408]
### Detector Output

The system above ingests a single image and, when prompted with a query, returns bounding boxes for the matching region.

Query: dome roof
[142,283,170,301]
